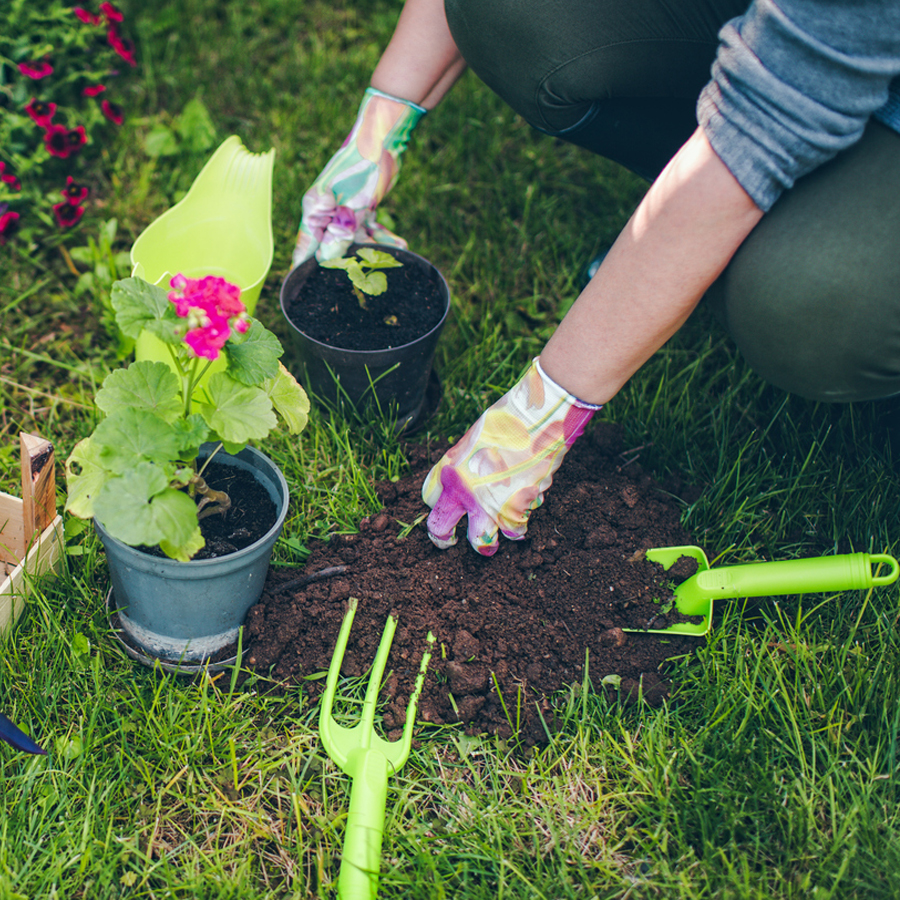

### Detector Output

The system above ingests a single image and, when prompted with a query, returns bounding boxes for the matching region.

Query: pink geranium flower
[100,2,124,23]
[25,98,57,127]
[168,274,250,361]
[18,60,53,80]
[44,124,72,158]
[83,84,106,97]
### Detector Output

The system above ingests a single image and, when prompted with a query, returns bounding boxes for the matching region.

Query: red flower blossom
[25,98,57,127]
[66,126,88,152]
[100,2,124,23]
[101,99,124,125]
[61,176,89,206]
[168,274,250,361]
[53,201,85,228]
[0,164,21,192]
[73,7,101,25]
[44,124,71,158]
[0,211,20,244]
[107,27,137,67]
[83,84,106,97]
[18,60,54,80]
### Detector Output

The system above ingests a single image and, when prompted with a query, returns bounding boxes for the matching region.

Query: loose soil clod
[245,422,703,743]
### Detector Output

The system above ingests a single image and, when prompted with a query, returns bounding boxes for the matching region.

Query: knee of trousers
[707,123,900,404]
[707,219,900,404]
[444,0,716,135]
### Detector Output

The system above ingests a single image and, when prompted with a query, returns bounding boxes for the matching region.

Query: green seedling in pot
[630,545,899,636]
[320,247,403,311]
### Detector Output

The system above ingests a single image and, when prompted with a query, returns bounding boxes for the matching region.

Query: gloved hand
[292,87,426,268]
[422,358,601,556]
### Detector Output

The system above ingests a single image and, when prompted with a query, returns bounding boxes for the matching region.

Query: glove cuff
[364,86,428,117]
[534,358,604,411]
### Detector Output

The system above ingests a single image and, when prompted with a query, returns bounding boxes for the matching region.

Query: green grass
[2,0,900,896]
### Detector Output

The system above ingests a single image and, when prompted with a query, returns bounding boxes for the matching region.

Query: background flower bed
[1,1,899,897]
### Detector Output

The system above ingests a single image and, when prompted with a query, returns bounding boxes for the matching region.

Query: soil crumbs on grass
[246,422,702,744]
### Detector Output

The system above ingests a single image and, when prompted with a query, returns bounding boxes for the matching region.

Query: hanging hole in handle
[870,554,899,586]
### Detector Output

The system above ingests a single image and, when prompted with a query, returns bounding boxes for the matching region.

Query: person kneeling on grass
[292,0,900,555]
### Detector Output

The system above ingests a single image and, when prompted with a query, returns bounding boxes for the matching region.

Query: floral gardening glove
[422,358,601,556]
[292,87,426,268]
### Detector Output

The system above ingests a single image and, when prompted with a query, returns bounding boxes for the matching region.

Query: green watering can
[130,135,276,370]
[630,545,899,636]
[320,598,434,900]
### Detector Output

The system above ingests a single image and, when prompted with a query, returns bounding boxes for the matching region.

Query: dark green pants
[445,0,900,402]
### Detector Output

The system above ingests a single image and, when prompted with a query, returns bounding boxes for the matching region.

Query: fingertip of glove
[427,530,457,550]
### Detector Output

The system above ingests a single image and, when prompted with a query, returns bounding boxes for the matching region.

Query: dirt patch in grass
[245,422,702,744]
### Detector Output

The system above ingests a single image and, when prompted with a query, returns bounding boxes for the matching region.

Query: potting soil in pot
[283,257,446,350]
[136,460,277,560]
[245,422,703,744]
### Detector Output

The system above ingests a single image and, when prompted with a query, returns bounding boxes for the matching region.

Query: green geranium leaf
[64,437,108,519]
[356,247,403,268]
[319,257,357,272]
[351,270,387,296]
[93,464,201,553]
[172,414,209,455]
[263,363,310,435]
[95,361,182,422]
[224,319,282,385]
[111,277,175,340]
[93,408,182,473]
[159,525,206,563]
[201,373,276,445]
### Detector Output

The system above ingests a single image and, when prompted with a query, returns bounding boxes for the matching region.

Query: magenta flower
[44,124,72,158]
[0,164,21,192]
[18,60,53,80]
[25,98,57,127]
[100,2,124,23]
[107,27,137,67]
[61,176,89,206]
[83,84,106,97]
[101,99,124,125]
[66,126,88,152]
[168,274,250,361]
[73,6,102,25]
[0,210,20,244]
[53,201,85,228]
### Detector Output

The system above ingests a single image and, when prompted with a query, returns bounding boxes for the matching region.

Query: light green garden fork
[320,598,434,900]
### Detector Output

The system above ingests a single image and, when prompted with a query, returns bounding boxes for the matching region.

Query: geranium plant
[65,274,310,562]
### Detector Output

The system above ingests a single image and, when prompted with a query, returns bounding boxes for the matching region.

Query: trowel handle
[696,553,899,599]
[339,749,390,900]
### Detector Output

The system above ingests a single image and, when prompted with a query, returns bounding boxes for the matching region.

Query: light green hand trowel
[130,135,276,370]
[630,545,899,636]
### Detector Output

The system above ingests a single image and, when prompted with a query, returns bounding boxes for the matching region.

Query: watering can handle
[695,552,899,599]
[339,749,390,900]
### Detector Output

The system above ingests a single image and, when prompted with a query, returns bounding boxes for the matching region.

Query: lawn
[2,1,900,897]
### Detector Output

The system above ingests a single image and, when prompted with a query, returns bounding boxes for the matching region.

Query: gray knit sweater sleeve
[697,0,900,211]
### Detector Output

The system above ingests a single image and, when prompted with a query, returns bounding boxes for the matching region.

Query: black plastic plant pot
[279,245,450,433]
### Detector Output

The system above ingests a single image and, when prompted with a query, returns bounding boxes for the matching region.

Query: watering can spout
[130,134,276,313]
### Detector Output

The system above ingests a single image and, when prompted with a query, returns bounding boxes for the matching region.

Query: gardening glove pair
[292,87,426,269]
[422,358,601,556]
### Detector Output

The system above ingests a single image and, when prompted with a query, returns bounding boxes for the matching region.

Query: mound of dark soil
[245,422,703,743]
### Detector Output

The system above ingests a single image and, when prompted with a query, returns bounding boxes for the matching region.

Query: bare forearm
[370,0,467,109]
[541,128,764,405]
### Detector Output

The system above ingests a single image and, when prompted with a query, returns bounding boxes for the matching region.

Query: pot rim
[94,443,289,569]
[279,243,451,356]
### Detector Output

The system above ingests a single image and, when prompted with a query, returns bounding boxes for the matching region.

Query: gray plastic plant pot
[95,444,288,666]
[279,245,450,433]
